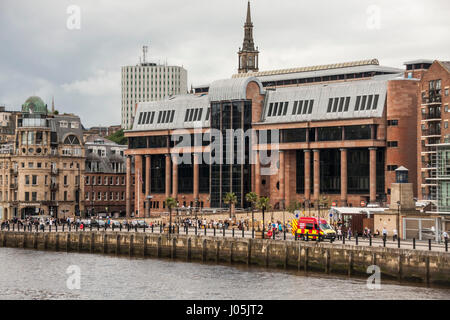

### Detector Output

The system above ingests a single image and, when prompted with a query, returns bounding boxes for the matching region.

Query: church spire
[238,1,259,74]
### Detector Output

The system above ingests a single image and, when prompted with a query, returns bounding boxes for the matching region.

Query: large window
[150,155,166,193]
[344,125,371,140]
[320,149,340,193]
[282,128,307,143]
[347,149,369,194]
[318,127,342,141]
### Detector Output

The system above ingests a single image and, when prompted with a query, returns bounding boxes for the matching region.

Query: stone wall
[1,231,449,286]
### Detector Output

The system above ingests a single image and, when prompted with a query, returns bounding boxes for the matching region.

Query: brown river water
[0,248,448,300]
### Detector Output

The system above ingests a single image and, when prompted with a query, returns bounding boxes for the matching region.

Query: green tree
[257,196,271,233]
[106,129,128,145]
[245,192,258,230]
[223,192,237,218]
[165,197,177,234]
[287,200,302,214]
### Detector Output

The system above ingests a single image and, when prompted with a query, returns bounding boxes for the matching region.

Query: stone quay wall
[1,231,449,287]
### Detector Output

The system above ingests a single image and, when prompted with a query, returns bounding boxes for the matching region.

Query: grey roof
[51,114,84,144]
[208,77,263,101]
[260,77,391,123]
[251,65,403,84]
[85,135,126,173]
[132,94,210,131]
[439,61,450,73]
[403,59,434,65]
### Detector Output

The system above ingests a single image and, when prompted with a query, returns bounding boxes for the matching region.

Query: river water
[0,248,448,300]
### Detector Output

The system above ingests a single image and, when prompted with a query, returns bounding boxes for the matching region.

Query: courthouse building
[124,1,421,216]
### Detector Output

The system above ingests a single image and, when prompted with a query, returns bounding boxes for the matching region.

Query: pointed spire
[246,1,252,26]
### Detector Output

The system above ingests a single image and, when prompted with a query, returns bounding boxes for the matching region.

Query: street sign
[332,202,336,207]
[329,213,333,218]
[294,210,301,218]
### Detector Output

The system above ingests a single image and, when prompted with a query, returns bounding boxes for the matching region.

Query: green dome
[22,96,48,114]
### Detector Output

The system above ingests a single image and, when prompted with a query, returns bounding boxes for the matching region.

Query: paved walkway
[3,224,449,253]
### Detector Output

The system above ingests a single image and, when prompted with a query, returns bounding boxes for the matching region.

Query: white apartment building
[121,59,188,129]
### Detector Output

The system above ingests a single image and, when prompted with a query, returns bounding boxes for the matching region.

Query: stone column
[279,151,285,209]
[369,147,377,203]
[304,150,311,200]
[255,151,261,196]
[313,149,320,207]
[134,155,143,217]
[193,153,200,203]
[172,154,178,200]
[125,156,132,218]
[340,148,348,206]
[145,155,151,217]
[165,154,171,199]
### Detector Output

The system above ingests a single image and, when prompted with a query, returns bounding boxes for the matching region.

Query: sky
[0,0,449,128]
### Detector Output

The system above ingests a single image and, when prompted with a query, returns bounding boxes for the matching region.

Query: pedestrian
[443,231,449,242]
[393,229,398,242]
[337,227,342,240]
[348,227,352,240]
[382,227,388,241]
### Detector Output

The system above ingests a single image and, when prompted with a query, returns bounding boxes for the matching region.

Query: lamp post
[397,200,401,238]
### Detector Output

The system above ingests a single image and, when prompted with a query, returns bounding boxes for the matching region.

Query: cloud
[0,0,449,127]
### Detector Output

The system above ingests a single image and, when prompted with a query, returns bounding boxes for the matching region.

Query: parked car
[136,220,149,228]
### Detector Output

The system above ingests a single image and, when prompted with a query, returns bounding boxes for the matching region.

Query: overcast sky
[0,0,449,128]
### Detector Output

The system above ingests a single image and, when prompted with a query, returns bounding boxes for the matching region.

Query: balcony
[422,129,441,137]
[50,183,58,190]
[423,112,442,120]
[10,166,18,174]
[422,91,442,105]
[10,183,18,189]
[51,168,58,175]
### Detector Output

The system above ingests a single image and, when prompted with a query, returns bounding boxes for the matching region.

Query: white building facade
[121,62,188,129]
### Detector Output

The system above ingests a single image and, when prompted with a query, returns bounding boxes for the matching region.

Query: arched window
[64,135,80,145]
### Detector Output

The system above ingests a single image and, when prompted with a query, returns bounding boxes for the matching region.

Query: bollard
[120,224,123,232]
[13,224,15,232]
[232,228,235,238]
[69,224,71,232]
[273,231,276,240]
[186,226,188,235]
[369,235,372,246]
[90,224,93,232]
[445,239,448,252]
[50,225,52,233]
[343,234,345,244]
[429,239,432,251]
[195,226,197,236]
[413,238,416,249]
[214,227,216,237]
[295,233,297,241]
[55,225,58,233]
[205,227,207,236]
[160,225,162,234]
[112,225,115,232]
[242,228,245,238]
[355,234,358,245]
[383,238,386,247]
[97,225,100,232]
[398,237,401,249]
[143,225,146,233]
[223,226,225,237]
[151,225,154,233]
[62,224,65,232]
[135,226,137,232]
[128,225,130,232]
[252,229,255,239]
[284,229,286,241]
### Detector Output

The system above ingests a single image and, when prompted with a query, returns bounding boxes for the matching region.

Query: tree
[287,200,302,214]
[257,196,271,233]
[165,197,177,234]
[106,129,128,145]
[245,192,258,231]
[223,192,237,218]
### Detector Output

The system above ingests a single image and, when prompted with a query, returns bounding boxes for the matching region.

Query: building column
[125,156,132,218]
[134,155,143,217]
[304,150,311,201]
[255,151,261,196]
[165,154,171,200]
[313,149,320,207]
[340,148,348,206]
[145,155,151,218]
[369,148,377,203]
[193,153,200,204]
[172,154,178,200]
[279,151,285,209]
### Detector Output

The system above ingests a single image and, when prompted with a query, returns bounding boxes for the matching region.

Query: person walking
[347,227,352,241]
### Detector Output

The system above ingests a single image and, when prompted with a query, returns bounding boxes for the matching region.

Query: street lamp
[397,200,401,238]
